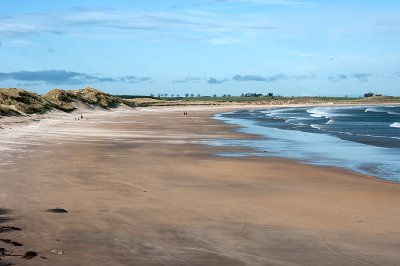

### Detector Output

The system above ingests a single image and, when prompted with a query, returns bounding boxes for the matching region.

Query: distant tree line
[147,92,275,98]
[364,92,382,98]
[149,92,274,98]
[241,92,274,97]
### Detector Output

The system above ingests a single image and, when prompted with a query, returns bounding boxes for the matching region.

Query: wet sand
[1,106,400,265]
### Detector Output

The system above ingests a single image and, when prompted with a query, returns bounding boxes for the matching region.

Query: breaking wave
[390,122,400,128]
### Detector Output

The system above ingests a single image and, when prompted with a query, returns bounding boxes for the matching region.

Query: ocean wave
[365,106,400,115]
[390,122,400,128]
[364,106,387,113]
[228,107,400,147]
[285,118,306,126]
[350,132,400,140]
[306,107,330,118]
[262,111,281,119]
[306,107,353,118]
[310,124,322,130]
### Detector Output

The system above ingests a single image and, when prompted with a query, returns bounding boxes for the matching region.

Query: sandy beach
[1,105,400,265]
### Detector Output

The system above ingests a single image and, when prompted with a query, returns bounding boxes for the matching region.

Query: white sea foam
[365,106,400,115]
[306,108,330,118]
[365,106,386,113]
[285,118,306,126]
[215,107,400,182]
[390,122,400,128]
[310,124,322,130]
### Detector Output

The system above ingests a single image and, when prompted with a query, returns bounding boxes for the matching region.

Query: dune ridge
[0,87,135,117]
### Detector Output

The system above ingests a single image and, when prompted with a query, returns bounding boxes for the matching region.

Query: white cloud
[292,52,334,61]
[0,7,278,45]
[209,0,311,5]
[1,39,36,47]
[0,2,399,47]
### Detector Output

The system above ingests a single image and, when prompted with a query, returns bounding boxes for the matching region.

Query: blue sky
[0,0,399,96]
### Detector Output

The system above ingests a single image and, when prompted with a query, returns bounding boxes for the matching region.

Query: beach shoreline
[212,105,400,182]
[1,105,400,265]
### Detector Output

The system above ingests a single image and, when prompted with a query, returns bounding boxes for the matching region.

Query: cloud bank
[328,74,347,82]
[0,6,279,46]
[0,70,152,85]
[232,73,315,82]
[352,73,372,83]
[207,77,229,84]
[328,73,372,83]
[172,77,205,84]
[233,74,266,81]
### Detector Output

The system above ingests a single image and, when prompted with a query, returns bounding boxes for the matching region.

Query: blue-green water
[211,105,400,182]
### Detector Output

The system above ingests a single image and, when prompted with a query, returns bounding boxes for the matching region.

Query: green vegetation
[1,87,399,118]
[119,93,400,107]
[358,95,400,103]
[119,95,374,107]
[0,87,136,117]
[43,89,78,112]
[0,88,52,114]
[44,87,134,111]
[70,87,127,108]
[0,105,20,116]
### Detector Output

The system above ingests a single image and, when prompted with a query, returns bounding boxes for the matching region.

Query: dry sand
[1,105,400,265]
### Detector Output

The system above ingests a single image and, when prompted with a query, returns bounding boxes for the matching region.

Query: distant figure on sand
[81,115,83,119]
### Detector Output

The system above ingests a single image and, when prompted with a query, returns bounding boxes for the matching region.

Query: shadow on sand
[1,208,15,266]
[0,209,13,224]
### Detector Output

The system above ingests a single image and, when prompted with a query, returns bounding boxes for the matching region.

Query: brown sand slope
[1,107,400,265]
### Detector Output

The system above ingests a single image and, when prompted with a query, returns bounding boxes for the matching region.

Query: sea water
[211,105,400,182]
